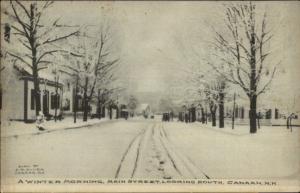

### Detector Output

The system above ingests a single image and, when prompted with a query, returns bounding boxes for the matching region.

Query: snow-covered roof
[136,103,150,113]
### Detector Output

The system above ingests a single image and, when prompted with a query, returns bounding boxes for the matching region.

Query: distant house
[2,64,63,122]
[223,99,299,126]
[136,103,151,118]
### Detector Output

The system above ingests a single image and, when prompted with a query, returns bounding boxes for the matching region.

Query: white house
[1,64,63,123]
[136,103,151,118]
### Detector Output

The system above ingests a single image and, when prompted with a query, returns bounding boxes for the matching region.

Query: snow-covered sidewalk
[1,117,110,138]
[193,121,297,136]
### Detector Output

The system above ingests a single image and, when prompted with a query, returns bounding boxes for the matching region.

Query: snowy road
[2,120,149,178]
[2,119,299,180]
[2,119,209,179]
[115,122,209,179]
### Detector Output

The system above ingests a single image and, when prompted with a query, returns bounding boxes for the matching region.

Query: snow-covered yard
[164,121,300,179]
[1,119,299,181]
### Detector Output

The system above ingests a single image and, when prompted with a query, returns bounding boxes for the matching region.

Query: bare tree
[61,25,119,122]
[95,88,116,119]
[5,1,79,116]
[211,2,277,133]
[128,95,138,117]
[203,80,225,127]
[59,60,81,123]
[187,67,228,128]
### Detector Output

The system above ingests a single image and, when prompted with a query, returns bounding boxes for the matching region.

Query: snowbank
[1,117,111,138]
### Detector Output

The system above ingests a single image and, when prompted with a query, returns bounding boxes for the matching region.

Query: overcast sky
[3,1,300,104]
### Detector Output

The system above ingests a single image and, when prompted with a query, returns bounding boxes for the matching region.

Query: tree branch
[10,0,30,38]
[11,25,27,37]
[15,0,30,18]
[36,50,65,64]
[7,52,32,69]
[61,64,80,74]
[17,38,31,50]
[37,66,49,71]
[257,66,277,96]
[42,31,79,45]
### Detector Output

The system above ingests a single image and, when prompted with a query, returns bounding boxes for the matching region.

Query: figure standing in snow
[36,111,45,131]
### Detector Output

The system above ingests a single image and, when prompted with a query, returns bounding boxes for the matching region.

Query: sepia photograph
[1,0,299,192]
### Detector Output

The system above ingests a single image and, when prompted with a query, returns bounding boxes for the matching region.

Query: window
[77,97,83,111]
[67,82,70,91]
[51,94,60,109]
[265,109,272,119]
[235,106,239,118]
[241,107,244,119]
[275,108,279,119]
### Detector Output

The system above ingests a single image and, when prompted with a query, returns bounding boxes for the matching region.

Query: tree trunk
[211,111,216,127]
[116,108,119,119]
[33,69,41,117]
[83,77,89,122]
[232,93,236,129]
[257,115,260,129]
[201,107,205,124]
[96,90,101,119]
[102,106,105,118]
[205,107,208,124]
[73,77,78,123]
[290,117,293,132]
[249,20,257,134]
[83,97,88,122]
[96,100,101,119]
[74,97,77,123]
[98,104,102,119]
[54,77,59,122]
[249,95,257,133]
[30,3,41,117]
[109,106,112,120]
[54,95,57,122]
[32,45,40,117]
[219,92,224,128]
[210,104,217,127]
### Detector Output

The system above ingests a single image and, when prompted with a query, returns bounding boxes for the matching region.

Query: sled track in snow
[156,126,183,176]
[115,123,154,178]
[159,123,210,179]
[115,122,210,179]
[131,126,147,178]
[114,129,145,178]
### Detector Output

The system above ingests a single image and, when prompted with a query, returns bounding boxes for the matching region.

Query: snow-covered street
[2,119,299,180]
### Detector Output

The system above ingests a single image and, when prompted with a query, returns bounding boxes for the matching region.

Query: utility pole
[232,93,236,129]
